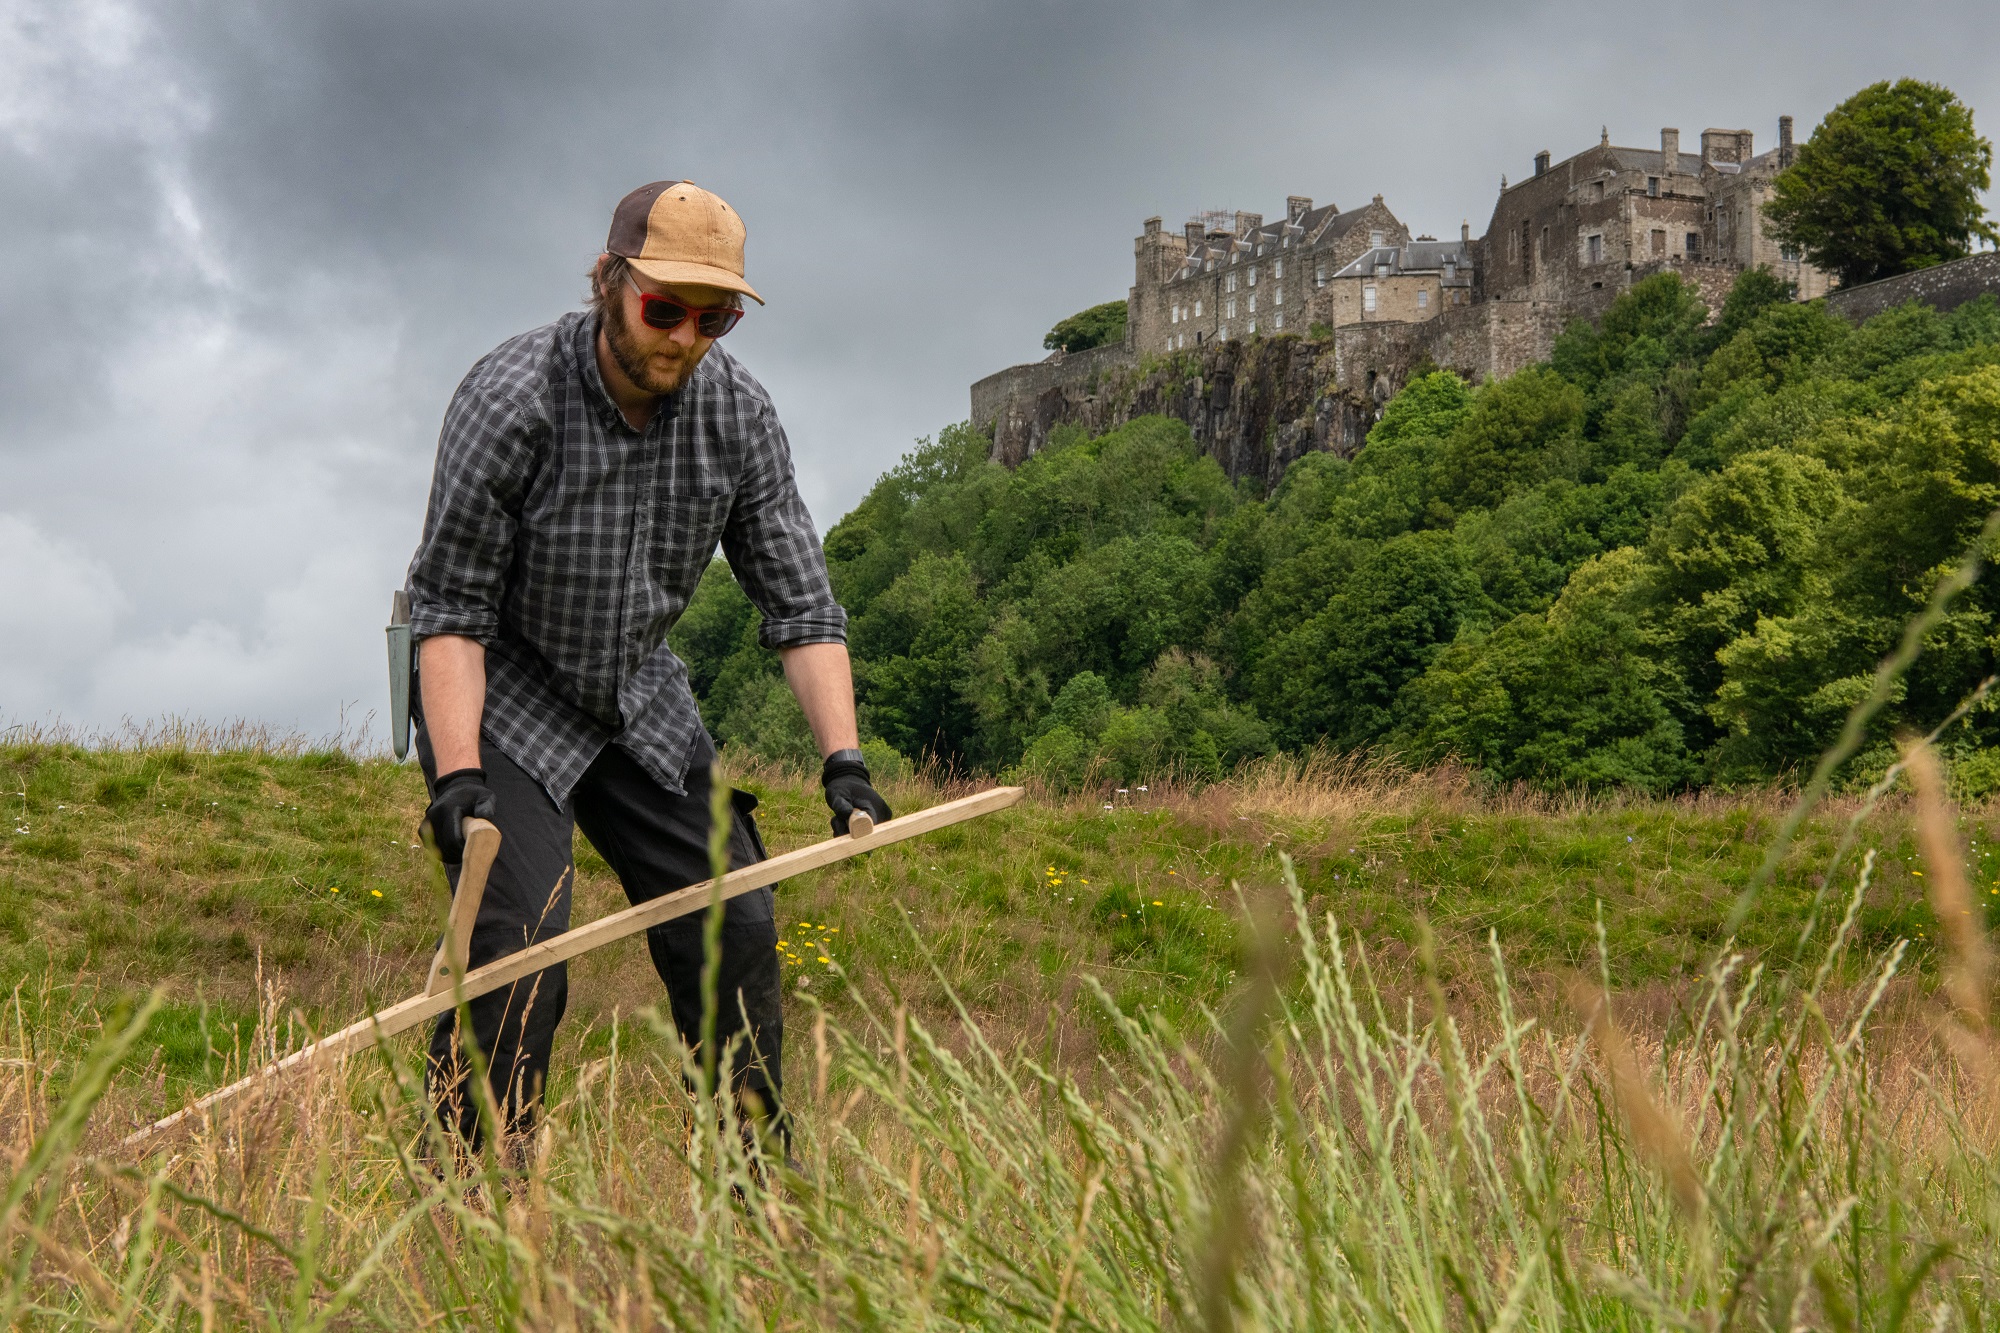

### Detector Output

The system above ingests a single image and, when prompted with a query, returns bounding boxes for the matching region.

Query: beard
[601,293,697,395]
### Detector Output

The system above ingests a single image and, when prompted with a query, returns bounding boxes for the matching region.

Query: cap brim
[626,256,764,305]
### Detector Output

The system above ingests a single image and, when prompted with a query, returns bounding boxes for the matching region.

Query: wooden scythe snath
[126,786,1023,1148]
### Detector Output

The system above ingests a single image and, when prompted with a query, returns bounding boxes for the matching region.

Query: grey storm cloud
[1,0,1994,739]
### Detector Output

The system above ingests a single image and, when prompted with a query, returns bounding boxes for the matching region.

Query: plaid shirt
[407,309,845,803]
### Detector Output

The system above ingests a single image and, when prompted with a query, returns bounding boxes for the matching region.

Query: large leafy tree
[1043,300,1129,353]
[1766,79,1997,287]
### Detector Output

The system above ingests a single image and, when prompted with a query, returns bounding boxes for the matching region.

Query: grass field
[2,733,1975,1077]
[3,730,1999,1326]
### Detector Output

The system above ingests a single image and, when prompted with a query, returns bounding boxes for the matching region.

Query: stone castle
[975,115,1835,464]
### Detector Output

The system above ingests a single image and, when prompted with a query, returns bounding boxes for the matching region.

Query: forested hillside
[677,272,2000,792]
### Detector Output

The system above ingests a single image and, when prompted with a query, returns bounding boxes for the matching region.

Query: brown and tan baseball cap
[606,180,764,304]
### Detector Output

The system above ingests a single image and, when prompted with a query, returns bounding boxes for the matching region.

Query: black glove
[422,767,497,864]
[822,750,891,835]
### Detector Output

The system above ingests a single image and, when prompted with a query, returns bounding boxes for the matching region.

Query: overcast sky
[2,0,1993,743]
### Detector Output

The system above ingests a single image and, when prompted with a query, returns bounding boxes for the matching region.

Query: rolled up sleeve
[406,384,540,645]
[720,404,848,650]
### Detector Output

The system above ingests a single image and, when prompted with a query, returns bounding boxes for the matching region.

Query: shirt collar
[572,310,628,431]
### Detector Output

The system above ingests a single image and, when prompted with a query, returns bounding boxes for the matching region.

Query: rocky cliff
[979,336,1378,490]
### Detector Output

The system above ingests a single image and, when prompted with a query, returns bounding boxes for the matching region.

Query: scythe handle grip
[425,817,501,996]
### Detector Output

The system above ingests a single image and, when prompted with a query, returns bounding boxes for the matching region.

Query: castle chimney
[1461,220,1470,243]
[1661,127,1679,174]
[1779,114,1794,167]
[1286,195,1312,223]
[1534,150,1550,177]
[1234,211,1262,236]
[1185,219,1204,247]
[1700,128,1752,164]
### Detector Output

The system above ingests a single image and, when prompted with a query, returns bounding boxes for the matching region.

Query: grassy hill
[1,733,1972,1103]
[3,733,1997,1326]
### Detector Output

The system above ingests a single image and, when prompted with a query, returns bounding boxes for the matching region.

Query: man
[405,179,890,1154]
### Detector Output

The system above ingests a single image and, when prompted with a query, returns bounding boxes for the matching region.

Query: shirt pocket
[650,489,733,596]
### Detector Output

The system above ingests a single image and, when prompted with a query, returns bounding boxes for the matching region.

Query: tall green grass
[0,751,1994,1328]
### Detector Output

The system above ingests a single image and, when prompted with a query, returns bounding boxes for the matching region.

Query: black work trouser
[415,729,783,1149]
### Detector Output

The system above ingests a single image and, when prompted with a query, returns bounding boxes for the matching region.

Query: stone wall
[1328,300,1566,399]
[1824,252,2000,323]
[1320,271,1445,327]
[979,336,1376,489]
[970,343,1137,437]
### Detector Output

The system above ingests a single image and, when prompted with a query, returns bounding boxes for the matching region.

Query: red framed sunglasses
[624,273,745,338]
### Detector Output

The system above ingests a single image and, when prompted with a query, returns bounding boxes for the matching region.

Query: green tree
[712,674,820,769]
[1043,300,1129,353]
[1401,549,1695,792]
[1646,447,1851,719]
[1765,79,1998,287]
[1431,367,1586,519]
[850,553,990,762]
[1255,531,1484,749]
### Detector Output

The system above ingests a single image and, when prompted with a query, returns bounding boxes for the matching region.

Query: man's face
[600,264,737,396]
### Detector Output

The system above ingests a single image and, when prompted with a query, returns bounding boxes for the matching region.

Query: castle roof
[1331,240,1474,285]
[1607,146,1671,176]
[1592,142,1780,180]
[1170,203,1383,281]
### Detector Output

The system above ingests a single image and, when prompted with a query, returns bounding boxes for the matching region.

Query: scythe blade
[386,590,413,762]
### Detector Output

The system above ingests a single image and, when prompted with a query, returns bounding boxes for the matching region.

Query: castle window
[1587,233,1603,264]
[1781,243,1800,262]
[1226,273,1237,293]
[1194,299,1202,316]
[1248,319,1257,335]
[1369,229,1385,247]
[1417,290,1429,309]
[1274,312,1284,330]
[1248,293,1257,313]
[1686,232,1700,256]
[1647,176,1660,197]
[1248,266,1257,286]
[1171,306,1180,324]
[1314,260,1327,287]
[1273,286,1283,305]
[1226,298,1237,318]
[1362,284,1377,314]
[1273,258,1284,279]
[1651,229,1665,256]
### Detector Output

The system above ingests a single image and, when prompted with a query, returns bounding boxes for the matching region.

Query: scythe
[125,785,1021,1147]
